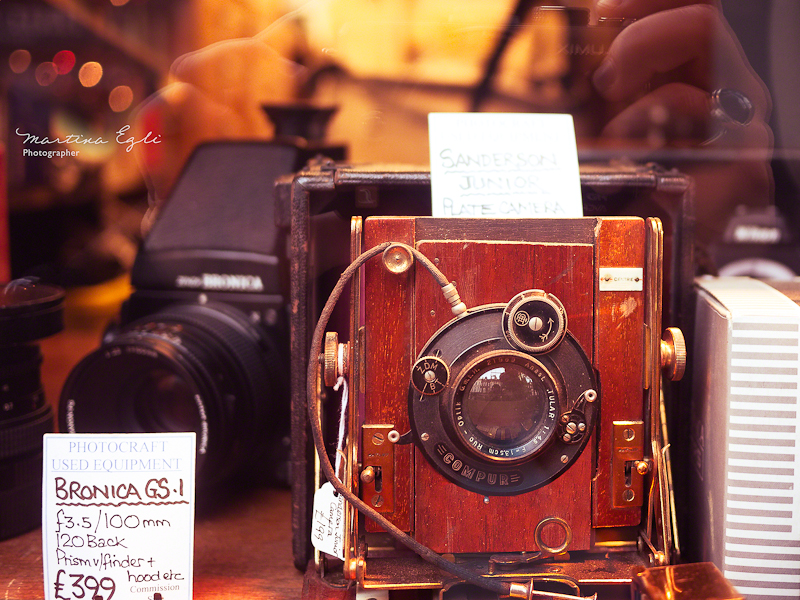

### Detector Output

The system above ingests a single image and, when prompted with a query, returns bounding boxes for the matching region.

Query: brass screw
[372,432,385,446]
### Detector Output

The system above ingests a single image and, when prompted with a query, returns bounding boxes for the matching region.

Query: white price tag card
[428,113,583,218]
[42,433,196,600]
[310,482,346,560]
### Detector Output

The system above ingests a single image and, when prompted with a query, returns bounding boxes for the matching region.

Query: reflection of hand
[132,35,304,223]
[592,0,771,148]
[169,37,304,111]
[592,0,774,245]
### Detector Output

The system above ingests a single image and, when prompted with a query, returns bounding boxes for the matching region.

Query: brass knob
[360,466,376,484]
[323,332,339,387]
[382,244,414,274]
[660,327,686,381]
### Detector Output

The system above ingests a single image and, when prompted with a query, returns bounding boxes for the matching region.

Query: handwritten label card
[428,113,583,218]
[311,482,346,560]
[42,433,196,600]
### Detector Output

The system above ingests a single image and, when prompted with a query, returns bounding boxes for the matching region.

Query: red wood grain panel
[363,217,416,532]
[592,218,647,528]
[412,240,595,553]
[361,217,650,552]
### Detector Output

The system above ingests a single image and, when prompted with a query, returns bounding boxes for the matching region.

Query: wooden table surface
[2,487,305,600]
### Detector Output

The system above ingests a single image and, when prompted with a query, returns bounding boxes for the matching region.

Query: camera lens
[410,300,598,495]
[0,278,63,540]
[462,364,545,445]
[452,352,558,463]
[130,369,201,433]
[60,302,286,488]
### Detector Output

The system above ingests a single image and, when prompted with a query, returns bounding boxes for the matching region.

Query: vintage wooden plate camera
[303,210,687,599]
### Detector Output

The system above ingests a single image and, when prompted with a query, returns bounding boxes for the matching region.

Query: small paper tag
[311,482,346,559]
[599,267,644,291]
[428,112,583,219]
[42,433,196,600]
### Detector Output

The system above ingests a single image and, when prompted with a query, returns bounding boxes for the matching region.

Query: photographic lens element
[463,364,544,445]
[409,302,598,495]
[131,369,201,434]
[0,279,63,540]
[60,302,286,488]
[453,352,558,463]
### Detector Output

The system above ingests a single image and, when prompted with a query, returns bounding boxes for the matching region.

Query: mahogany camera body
[281,163,694,597]
[358,216,653,556]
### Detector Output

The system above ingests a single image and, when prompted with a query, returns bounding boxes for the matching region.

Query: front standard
[309,216,686,599]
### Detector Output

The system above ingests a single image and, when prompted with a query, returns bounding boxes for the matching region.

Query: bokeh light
[110,0,131,5]
[53,50,76,75]
[9,49,32,74]
[78,61,103,87]
[109,85,134,112]
[35,62,58,86]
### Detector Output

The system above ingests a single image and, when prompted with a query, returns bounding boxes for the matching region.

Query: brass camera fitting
[639,537,670,568]
[360,466,375,484]
[508,581,597,600]
[508,582,530,599]
[322,331,349,387]
[344,556,365,581]
[382,244,414,274]
[660,327,686,381]
[381,242,467,317]
[441,282,467,318]
[651,551,668,568]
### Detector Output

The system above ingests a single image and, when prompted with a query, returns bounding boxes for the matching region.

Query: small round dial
[411,356,450,395]
[502,290,567,354]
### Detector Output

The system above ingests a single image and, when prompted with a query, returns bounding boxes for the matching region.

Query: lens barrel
[60,302,286,488]
[453,351,559,463]
[409,302,597,496]
[0,279,63,540]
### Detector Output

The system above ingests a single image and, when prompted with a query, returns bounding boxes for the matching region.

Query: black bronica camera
[59,139,324,491]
